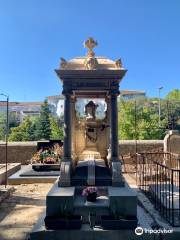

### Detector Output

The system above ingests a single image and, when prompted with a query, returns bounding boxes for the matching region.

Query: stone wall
[119,140,163,155]
[0,142,37,164]
[0,140,163,164]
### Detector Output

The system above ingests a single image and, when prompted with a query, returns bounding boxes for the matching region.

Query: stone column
[110,92,124,187]
[63,93,72,161]
[110,94,119,160]
[59,92,72,187]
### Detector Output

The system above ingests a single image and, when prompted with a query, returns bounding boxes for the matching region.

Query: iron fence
[136,152,180,226]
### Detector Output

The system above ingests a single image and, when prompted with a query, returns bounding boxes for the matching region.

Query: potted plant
[101,205,137,230]
[44,203,82,230]
[82,187,98,202]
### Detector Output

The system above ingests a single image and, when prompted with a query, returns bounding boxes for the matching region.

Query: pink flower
[82,187,98,197]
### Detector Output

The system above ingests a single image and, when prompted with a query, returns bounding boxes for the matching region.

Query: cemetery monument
[30,38,137,240]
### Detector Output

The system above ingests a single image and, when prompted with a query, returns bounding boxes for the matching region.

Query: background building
[120,90,146,101]
[46,95,64,117]
[0,90,146,122]
[0,101,42,123]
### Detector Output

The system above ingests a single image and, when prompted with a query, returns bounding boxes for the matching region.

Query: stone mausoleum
[30,38,137,240]
[57,37,126,187]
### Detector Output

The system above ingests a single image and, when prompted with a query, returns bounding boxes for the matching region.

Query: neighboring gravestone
[164,130,180,154]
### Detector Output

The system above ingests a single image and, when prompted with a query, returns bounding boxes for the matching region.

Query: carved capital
[62,89,73,96]
[109,90,120,97]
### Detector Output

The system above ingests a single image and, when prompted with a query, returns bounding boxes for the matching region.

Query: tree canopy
[165,89,180,101]
[8,100,64,141]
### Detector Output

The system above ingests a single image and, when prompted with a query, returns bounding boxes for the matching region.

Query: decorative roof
[59,38,124,71]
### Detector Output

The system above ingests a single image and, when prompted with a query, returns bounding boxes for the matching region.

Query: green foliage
[118,100,135,140]
[118,99,168,140]
[0,112,20,140]
[6,89,180,141]
[50,116,64,140]
[165,89,180,101]
[35,100,51,140]
[161,99,180,131]
[8,100,64,141]
[9,112,20,128]
[9,117,35,141]
[0,112,6,140]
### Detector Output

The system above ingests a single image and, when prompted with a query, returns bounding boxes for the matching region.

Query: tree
[118,100,135,139]
[8,117,35,141]
[0,110,21,141]
[9,112,20,128]
[35,100,51,140]
[118,99,168,140]
[50,116,64,140]
[0,113,6,140]
[165,89,180,101]
[161,99,180,131]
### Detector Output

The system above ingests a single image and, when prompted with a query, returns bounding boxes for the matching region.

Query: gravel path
[0,183,52,240]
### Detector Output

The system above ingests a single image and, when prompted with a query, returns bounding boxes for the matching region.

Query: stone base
[30,224,147,240]
[46,181,75,216]
[30,182,139,240]
[111,161,124,187]
[32,164,60,171]
[108,184,137,217]
[8,165,58,185]
[58,161,71,187]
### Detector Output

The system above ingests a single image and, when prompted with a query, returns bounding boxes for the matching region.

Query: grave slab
[0,163,21,184]
[8,165,58,184]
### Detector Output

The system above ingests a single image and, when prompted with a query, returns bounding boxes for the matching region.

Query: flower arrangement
[31,144,63,164]
[82,187,98,202]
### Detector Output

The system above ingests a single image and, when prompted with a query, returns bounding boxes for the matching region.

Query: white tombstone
[164,130,180,154]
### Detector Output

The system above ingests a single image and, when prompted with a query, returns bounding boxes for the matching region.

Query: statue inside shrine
[84,100,98,120]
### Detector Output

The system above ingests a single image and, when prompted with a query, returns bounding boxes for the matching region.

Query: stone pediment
[59,56,125,70]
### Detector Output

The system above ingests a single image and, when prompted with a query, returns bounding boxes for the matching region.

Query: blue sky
[0,0,180,102]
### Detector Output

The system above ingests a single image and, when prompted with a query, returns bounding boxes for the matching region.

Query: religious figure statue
[85,101,98,120]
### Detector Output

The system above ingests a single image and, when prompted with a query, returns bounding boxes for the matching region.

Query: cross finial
[83,37,98,57]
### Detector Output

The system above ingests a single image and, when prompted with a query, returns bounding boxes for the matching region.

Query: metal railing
[136,152,180,226]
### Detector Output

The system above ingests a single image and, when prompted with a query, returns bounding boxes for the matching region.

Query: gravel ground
[0,183,52,240]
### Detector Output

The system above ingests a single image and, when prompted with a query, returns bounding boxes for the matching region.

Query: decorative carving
[84,37,98,57]
[84,57,98,70]
[60,57,67,69]
[83,37,98,70]
[86,127,97,143]
[115,58,122,69]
